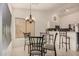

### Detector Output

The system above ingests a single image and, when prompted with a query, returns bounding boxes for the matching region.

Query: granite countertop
[46,28,75,32]
[46,28,70,31]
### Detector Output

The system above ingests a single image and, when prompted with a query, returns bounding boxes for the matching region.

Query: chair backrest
[29,36,44,54]
[23,32,30,38]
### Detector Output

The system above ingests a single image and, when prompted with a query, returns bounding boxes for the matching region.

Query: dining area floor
[4,38,79,56]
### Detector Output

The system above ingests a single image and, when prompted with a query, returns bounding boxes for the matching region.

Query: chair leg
[24,39,26,51]
[54,50,57,56]
[24,43,26,51]
[62,37,63,48]
[41,51,43,56]
[59,36,61,49]
[44,49,47,56]
[54,44,57,56]
[69,39,70,49]
[43,48,47,56]
[30,53,31,56]
[66,38,67,52]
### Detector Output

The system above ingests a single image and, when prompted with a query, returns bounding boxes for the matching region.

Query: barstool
[44,33,58,56]
[59,31,70,52]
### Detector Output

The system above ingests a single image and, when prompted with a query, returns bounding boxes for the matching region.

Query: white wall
[13,9,50,36]
[47,9,79,28]
[44,10,61,28]
[60,11,79,28]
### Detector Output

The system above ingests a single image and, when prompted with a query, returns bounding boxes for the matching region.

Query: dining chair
[44,33,58,56]
[23,33,30,50]
[29,36,44,56]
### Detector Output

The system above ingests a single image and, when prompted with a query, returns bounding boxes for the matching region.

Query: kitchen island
[46,28,77,51]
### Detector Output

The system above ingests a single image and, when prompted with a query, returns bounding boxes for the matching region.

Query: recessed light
[65,9,70,12]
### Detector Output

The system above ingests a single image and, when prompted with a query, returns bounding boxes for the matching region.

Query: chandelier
[25,3,35,36]
[26,3,34,23]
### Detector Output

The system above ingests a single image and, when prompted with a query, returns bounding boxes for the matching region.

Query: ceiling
[10,3,59,10]
[10,3,79,11]
[9,3,79,17]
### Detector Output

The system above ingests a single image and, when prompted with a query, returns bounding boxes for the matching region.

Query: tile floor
[5,38,79,56]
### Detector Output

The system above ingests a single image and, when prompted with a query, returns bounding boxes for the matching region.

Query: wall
[45,10,61,28]
[60,11,79,28]
[13,9,50,36]
[47,8,79,28]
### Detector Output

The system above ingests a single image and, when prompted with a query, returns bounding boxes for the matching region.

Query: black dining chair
[29,36,44,56]
[23,33,30,50]
[44,33,58,56]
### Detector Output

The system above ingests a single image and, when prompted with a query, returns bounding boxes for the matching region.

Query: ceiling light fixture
[65,9,70,12]
[25,1,35,36]
[26,2,35,23]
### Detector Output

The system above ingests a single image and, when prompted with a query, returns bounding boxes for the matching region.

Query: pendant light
[25,3,35,36]
[26,3,34,23]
